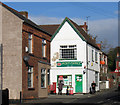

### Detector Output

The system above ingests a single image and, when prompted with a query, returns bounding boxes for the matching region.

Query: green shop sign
[57,61,82,67]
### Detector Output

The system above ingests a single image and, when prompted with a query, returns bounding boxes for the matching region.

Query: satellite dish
[23,56,30,62]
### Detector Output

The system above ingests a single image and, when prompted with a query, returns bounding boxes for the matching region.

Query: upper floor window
[119,62,120,67]
[42,39,46,57]
[28,33,33,53]
[60,45,77,60]
[95,52,98,63]
[92,50,94,62]
[28,67,33,88]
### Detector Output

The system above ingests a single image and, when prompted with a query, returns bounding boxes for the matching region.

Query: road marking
[97,101,103,103]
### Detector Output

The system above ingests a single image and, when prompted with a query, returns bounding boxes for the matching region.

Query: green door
[75,75,83,93]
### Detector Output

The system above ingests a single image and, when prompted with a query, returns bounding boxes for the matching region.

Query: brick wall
[22,23,51,99]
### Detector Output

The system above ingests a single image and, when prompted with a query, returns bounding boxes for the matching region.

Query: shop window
[42,39,46,57]
[41,69,46,88]
[28,33,33,53]
[28,67,33,88]
[57,75,72,88]
[60,45,77,60]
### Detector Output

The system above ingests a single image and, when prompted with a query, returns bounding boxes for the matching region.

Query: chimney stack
[117,52,119,57]
[97,44,101,49]
[83,22,88,32]
[80,22,88,32]
[19,11,28,18]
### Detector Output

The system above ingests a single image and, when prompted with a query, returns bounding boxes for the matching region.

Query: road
[72,88,120,105]
[10,87,120,105]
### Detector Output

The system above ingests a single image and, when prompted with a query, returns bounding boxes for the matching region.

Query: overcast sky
[4,2,118,48]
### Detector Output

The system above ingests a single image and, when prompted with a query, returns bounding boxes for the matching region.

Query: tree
[107,47,120,71]
[89,34,113,54]
[100,39,113,54]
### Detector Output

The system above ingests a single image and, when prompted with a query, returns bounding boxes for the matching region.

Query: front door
[75,75,83,93]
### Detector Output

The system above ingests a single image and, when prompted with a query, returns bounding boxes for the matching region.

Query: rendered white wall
[51,21,86,68]
[87,44,100,72]
[50,20,100,94]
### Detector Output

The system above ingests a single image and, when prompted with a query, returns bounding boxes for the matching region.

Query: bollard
[2,88,9,105]
[20,91,22,103]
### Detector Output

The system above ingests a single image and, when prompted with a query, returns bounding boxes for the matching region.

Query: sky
[4,2,118,49]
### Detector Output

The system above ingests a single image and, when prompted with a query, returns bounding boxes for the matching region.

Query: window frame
[59,45,77,60]
[42,39,46,58]
[95,52,98,63]
[28,33,33,53]
[119,62,120,67]
[92,49,94,62]
[41,68,46,88]
[47,69,50,85]
[28,66,34,88]
[95,72,98,86]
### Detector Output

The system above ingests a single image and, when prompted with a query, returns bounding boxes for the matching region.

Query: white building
[41,17,101,94]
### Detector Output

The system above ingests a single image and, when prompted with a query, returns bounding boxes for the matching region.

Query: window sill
[41,87,47,89]
[28,53,34,56]
[42,57,47,60]
[59,58,77,60]
[28,88,35,90]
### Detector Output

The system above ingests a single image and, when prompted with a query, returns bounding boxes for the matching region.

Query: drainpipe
[1,44,3,90]
[0,44,3,105]
[86,43,88,93]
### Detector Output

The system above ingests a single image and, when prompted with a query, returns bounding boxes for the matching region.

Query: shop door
[75,75,83,93]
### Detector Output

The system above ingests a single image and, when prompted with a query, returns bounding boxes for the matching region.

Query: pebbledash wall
[1,4,23,99]
[50,20,100,93]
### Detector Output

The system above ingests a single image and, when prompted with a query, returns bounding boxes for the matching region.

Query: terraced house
[40,17,101,94]
[0,3,51,99]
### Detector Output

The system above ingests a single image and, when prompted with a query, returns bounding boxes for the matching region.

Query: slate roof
[39,17,100,50]
[39,24,60,35]
[1,2,52,37]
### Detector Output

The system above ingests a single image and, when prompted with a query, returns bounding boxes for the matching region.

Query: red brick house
[1,3,51,99]
[115,51,120,82]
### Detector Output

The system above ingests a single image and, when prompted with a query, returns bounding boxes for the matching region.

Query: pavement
[9,88,115,105]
